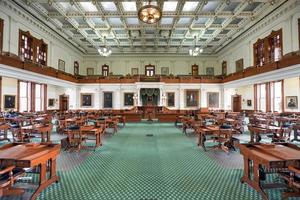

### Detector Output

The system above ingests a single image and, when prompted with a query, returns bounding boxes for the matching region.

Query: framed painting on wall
[167,92,175,107]
[247,100,252,107]
[74,61,79,75]
[48,99,55,107]
[206,67,214,76]
[207,92,219,108]
[236,58,244,72]
[4,95,16,109]
[131,68,139,75]
[124,93,134,106]
[161,67,169,75]
[87,68,94,76]
[58,59,65,72]
[186,90,199,107]
[103,92,113,108]
[286,96,298,109]
[81,94,92,107]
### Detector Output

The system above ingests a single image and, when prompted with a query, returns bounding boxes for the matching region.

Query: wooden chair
[292,124,300,142]
[280,166,300,199]
[215,126,235,153]
[0,165,25,197]
[0,124,11,142]
[272,125,292,143]
[66,127,86,152]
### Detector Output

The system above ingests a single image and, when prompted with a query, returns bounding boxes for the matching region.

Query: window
[35,40,47,65]
[0,18,3,52]
[102,64,109,76]
[19,31,33,61]
[19,30,48,65]
[19,81,30,112]
[253,29,282,67]
[74,61,79,75]
[255,83,266,112]
[270,81,283,112]
[87,68,94,76]
[35,84,44,112]
[167,92,175,107]
[145,64,155,76]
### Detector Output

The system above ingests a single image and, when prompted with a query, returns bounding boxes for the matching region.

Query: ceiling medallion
[138,1,162,24]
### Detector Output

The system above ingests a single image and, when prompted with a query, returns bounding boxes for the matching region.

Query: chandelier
[138,1,162,24]
[189,36,203,56]
[98,37,112,57]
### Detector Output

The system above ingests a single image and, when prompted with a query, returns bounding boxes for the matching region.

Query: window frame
[145,64,155,76]
[102,64,109,76]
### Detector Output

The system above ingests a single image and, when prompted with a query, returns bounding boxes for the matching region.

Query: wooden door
[59,95,69,111]
[232,95,241,112]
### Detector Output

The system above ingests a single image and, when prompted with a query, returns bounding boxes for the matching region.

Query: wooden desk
[239,143,300,200]
[80,125,104,149]
[0,143,61,200]
[248,125,281,143]
[21,124,52,142]
[195,125,219,151]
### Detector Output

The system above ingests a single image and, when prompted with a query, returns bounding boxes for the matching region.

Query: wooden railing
[0,51,300,84]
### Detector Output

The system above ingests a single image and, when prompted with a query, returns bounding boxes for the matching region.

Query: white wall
[0,1,83,74]
[82,55,220,76]
[47,85,66,110]
[284,77,300,112]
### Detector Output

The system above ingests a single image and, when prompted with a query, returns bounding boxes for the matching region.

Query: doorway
[232,95,241,112]
[59,95,69,111]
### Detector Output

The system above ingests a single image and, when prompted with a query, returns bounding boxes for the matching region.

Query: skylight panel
[161,18,173,25]
[163,1,178,12]
[126,18,139,25]
[80,2,98,12]
[60,2,78,12]
[182,2,199,12]
[177,17,192,25]
[122,2,137,12]
[142,1,157,6]
[202,1,219,12]
[108,18,123,26]
[101,2,118,12]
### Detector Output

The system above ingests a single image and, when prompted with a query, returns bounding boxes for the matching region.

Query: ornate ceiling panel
[20,0,284,55]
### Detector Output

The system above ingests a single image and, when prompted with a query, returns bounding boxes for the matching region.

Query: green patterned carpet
[38,123,264,200]
[3,123,294,199]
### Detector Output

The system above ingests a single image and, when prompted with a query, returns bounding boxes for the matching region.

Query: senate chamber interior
[0,0,300,200]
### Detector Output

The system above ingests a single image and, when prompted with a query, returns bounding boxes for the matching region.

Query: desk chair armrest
[0,166,15,175]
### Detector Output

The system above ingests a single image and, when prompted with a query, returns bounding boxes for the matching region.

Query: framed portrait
[124,93,134,106]
[81,94,92,107]
[286,96,298,109]
[206,67,214,76]
[186,90,199,107]
[131,68,139,75]
[4,95,16,109]
[161,67,169,75]
[167,92,175,107]
[247,100,252,107]
[103,92,113,108]
[236,58,244,72]
[207,92,219,108]
[58,59,65,72]
[48,99,55,107]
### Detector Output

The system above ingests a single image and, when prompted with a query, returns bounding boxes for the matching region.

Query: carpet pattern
[3,123,297,199]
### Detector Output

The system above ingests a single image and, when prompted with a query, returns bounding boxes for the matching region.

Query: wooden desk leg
[31,160,59,200]
[41,133,45,143]
[95,133,100,147]
[250,131,254,143]
[47,131,50,142]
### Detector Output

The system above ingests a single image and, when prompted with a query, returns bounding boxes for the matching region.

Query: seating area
[0,0,300,199]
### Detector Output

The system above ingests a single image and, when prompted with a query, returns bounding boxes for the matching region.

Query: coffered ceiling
[18,0,285,55]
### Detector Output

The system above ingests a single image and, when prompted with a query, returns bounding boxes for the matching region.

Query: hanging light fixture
[189,36,203,56]
[138,0,162,24]
[98,37,112,57]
